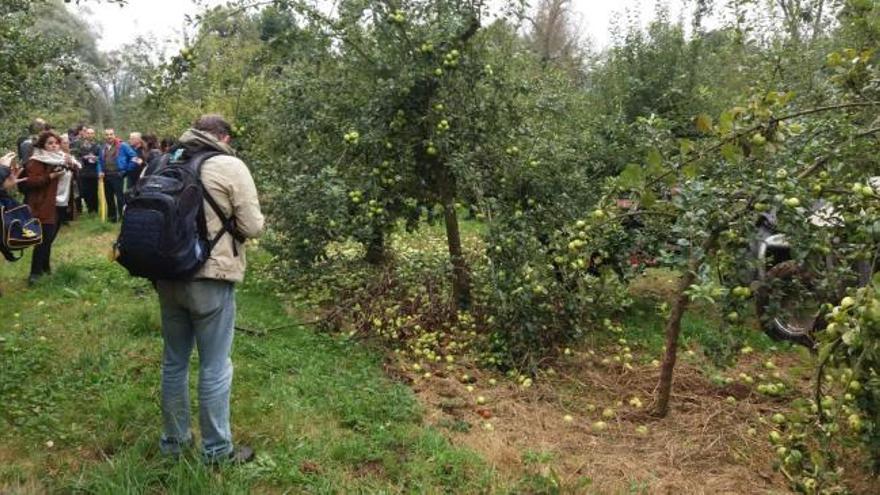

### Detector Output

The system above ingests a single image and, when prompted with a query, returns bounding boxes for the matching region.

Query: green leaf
[719,111,734,134]
[817,341,836,364]
[645,148,665,177]
[618,163,645,190]
[682,162,700,179]
[679,139,695,155]
[695,114,713,134]
[721,143,742,163]
[640,190,657,208]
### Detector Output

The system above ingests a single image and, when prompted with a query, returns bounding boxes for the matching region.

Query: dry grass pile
[392,344,870,494]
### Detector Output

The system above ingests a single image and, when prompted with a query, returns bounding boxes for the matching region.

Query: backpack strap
[203,187,246,255]
[189,151,245,257]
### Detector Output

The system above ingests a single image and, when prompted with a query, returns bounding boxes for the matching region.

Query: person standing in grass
[121,132,145,190]
[56,134,81,226]
[97,129,125,222]
[0,153,22,212]
[0,159,22,298]
[23,130,72,284]
[77,128,101,214]
[155,114,264,464]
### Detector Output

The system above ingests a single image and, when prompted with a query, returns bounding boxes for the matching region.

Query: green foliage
[480,209,634,368]
[0,0,141,143]
[0,1,82,144]
[257,2,516,280]
[805,287,880,481]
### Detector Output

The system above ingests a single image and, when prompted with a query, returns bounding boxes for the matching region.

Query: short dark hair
[160,137,177,152]
[143,133,159,151]
[193,114,232,139]
[35,130,62,150]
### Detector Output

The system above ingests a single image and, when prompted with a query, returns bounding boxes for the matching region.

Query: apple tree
[258,0,538,309]
[471,49,642,369]
[0,1,83,143]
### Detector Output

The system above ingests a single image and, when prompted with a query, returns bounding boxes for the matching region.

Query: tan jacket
[179,130,264,283]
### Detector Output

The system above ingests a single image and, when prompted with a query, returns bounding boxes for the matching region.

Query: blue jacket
[97,140,137,175]
[116,142,138,174]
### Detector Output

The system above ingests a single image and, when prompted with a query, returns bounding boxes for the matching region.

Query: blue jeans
[156,279,236,460]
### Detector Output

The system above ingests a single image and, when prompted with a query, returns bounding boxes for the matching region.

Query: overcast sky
[74,0,688,55]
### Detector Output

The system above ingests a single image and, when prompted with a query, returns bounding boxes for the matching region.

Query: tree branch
[645,101,880,188]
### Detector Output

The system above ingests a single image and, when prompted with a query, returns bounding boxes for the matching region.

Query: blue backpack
[115,149,240,280]
[1,201,43,262]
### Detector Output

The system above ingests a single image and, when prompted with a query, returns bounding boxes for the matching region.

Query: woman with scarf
[23,130,75,284]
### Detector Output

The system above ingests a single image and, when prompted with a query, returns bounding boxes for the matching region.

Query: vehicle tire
[754,260,818,348]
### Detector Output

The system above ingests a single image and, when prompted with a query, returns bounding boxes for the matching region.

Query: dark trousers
[81,176,99,213]
[104,174,125,222]
[124,169,142,191]
[56,206,69,226]
[30,223,58,277]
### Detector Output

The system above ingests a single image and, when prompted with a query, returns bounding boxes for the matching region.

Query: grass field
[0,217,497,494]
[2,216,873,494]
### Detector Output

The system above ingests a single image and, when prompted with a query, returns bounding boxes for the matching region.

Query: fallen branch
[235,321,311,336]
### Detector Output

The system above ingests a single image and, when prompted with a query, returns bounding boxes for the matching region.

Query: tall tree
[775,0,831,43]
[526,0,585,73]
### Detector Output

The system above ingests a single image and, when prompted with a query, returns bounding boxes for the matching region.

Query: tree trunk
[364,228,387,265]
[653,232,719,417]
[443,201,471,309]
[652,255,700,418]
[777,0,802,44]
[811,0,825,43]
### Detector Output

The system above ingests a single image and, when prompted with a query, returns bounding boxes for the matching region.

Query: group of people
[3,119,175,284]
[2,114,265,466]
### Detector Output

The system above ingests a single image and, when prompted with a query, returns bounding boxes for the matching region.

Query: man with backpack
[146,115,264,464]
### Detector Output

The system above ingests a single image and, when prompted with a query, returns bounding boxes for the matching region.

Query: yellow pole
[97,176,107,222]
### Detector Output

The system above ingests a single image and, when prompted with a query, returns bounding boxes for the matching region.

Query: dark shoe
[159,435,193,460]
[28,274,40,286]
[207,445,255,466]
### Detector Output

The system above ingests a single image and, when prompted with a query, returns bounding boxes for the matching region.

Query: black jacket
[77,141,102,178]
